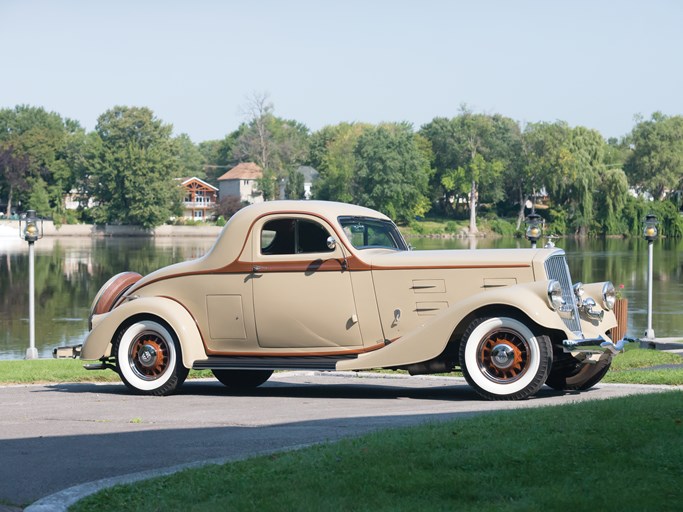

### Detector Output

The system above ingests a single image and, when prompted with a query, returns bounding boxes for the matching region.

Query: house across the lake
[218,162,264,205]
[180,177,218,221]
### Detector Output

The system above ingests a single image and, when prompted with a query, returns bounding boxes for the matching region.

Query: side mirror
[326,236,337,250]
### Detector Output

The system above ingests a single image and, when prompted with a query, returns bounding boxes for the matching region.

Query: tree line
[1,95,682,235]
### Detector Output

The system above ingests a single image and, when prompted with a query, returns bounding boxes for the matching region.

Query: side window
[261,219,296,255]
[261,218,334,255]
[298,220,333,253]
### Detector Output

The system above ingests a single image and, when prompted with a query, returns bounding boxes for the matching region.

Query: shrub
[489,218,516,236]
[445,221,458,234]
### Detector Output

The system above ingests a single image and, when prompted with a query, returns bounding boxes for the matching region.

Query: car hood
[363,247,558,270]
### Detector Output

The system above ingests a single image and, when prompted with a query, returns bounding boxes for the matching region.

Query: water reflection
[0,237,214,359]
[1,235,681,359]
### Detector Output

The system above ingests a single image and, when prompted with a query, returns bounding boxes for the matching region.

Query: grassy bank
[0,345,681,385]
[70,391,683,512]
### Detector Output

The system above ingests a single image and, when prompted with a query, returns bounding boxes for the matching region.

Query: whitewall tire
[459,317,552,401]
[114,319,188,396]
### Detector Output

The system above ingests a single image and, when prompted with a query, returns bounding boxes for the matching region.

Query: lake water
[1,234,681,359]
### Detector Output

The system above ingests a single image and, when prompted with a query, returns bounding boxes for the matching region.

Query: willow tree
[597,167,629,234]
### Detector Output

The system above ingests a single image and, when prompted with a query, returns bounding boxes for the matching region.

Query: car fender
[338,281,585,371]
[81,296,207,369]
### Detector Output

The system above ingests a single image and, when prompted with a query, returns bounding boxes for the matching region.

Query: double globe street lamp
[18,210,43,359]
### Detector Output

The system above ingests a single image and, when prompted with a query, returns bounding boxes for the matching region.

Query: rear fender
[81,296,207,369]
[338,281,577,371]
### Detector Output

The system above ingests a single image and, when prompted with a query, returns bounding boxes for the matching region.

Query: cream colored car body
[82,200,619,399]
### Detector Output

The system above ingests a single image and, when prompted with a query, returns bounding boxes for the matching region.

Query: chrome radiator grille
[544,253,582,335]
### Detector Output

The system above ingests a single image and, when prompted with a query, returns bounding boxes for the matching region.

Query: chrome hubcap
[490,343,515,369]
[137,344,158,368]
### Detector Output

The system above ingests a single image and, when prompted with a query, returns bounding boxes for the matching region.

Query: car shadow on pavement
[41,378,573,401]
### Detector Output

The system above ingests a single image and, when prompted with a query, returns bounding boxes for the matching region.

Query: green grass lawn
[69,391,683,512]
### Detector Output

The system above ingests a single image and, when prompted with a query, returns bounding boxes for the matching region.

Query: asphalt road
[1,372,679,509]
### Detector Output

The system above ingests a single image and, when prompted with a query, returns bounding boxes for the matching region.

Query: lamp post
[525,213,542,249]
[19,210,43,359]
[643,213,658,340]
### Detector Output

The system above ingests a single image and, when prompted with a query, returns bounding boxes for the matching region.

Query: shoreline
[0,220,222,238]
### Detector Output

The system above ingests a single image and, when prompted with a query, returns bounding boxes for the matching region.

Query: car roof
[203,201,391,267]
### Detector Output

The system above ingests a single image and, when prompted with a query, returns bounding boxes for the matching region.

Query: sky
[1,0,682,143]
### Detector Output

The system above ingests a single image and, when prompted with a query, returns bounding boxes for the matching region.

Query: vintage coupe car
[81,200,623,400]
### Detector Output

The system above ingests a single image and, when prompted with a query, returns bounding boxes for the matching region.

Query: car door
[251,214,363,349]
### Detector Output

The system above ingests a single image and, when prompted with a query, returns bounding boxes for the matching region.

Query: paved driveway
[1,372,678,509]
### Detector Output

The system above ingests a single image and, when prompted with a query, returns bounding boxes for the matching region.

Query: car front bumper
[563,336,631,356]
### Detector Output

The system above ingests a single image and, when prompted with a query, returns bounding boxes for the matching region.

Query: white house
[218,162,263,204]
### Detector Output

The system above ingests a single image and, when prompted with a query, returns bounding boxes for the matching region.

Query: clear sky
[1,0,681,143]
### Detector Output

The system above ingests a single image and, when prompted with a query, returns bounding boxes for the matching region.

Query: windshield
[338,216,408,251]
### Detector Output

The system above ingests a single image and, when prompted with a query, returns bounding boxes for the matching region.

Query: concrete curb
[24,449,304,512]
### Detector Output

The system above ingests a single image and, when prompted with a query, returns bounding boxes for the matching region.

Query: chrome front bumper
[563,336,631,355]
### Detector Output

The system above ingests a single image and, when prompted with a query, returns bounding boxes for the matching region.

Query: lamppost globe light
[20,210,43,243]
[525,213,543,248]
[18,210,43,360]
[527,226,541,239]
[643,213,658,242]
[24,222,39,241]
[643,213,657,340]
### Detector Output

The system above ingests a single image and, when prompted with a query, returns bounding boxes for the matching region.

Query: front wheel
[459,317,552,401]
[212,369,273,388]
[114,319,188,396]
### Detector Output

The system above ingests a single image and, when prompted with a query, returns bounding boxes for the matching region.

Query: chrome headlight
[547,280,565,311]
[602,281,616,310]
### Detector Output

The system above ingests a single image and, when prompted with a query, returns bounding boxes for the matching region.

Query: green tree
[0,105,84,217]
[88,106,181,228]
[420,111,512,233]
[545,126,604,235]
[175,133,206,179]
[27,176,51,216]
[624,112,683,200]
[284,168,305,199]
[309,122,369,202]
[353,123,431,222]
[596,167,629,234]
[0,145,31,216]
[198,128,245,185]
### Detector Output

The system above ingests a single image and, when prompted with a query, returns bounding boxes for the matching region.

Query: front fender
[338,281,599,371]
[81,296,207,369]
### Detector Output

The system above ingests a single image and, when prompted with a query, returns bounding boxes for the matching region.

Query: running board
[193,355,356,371]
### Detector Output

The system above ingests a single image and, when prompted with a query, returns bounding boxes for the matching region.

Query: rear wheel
[545,356,612,391]
[459,317,552,401]
[114,319,188,396]
[212,369,273,388]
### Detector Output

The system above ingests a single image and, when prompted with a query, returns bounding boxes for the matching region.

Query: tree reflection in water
[0,237,213,359]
